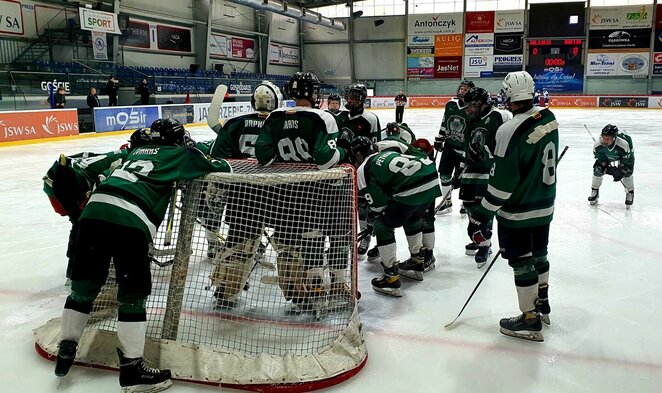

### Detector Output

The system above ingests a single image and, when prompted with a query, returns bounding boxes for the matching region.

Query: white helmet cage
[252,81,283,112]
[501,71,535,103]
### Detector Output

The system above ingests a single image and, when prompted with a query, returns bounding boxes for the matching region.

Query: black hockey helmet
[385,122,400,137]
[327,92,342,102]
[457,80,475,101]
[128,128,152,149]
[288,72,321,107]
[150,118,186,146]
[350,136,376,165]
[463,87,493,118]
[601,124,619,137]
[344,84,367,112]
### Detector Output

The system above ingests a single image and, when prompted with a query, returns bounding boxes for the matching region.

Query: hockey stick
[444,250,502,328]
[433,186,455,214]
[164,182,177,246]
[356,227,372,244]
[207,84,228,134]
[558,145,569,163]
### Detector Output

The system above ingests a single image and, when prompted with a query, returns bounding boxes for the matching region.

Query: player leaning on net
[207,81,283,308]
[42,129,151,284]
[255,71,352,309]
[54,119,231,392]
[469,71,559,342]
[588,124,635,208]
[341,83,382,256]
[434,80,475,215]
[459,87,512,267]
[352,136,441,296]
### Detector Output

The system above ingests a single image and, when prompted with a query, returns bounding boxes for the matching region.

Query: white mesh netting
[34,161,367,391]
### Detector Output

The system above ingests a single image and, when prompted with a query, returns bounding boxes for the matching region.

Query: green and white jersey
[376,135,425,157]
[593,132,634,170]
[462,107,512,186]
[440,99,473,156]
[81,145,230,242]
[379,127,415,144]
[195,140,214,156]
[326,109,349,130]
[477,106,559,228]
[210,111,267,159]
[255,106,345,170]
[357,150,441,212]
[43,150,129,197]
[344,109,381,142]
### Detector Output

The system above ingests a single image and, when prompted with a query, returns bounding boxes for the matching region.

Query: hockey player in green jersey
[459,87,512,267]
[208,81,283,308]
[379,121,416,145]
[434,80,475,214]
[588,124,635,208]
[55,118,230,392]
[42,128,151,282]
[353,136,441,296]
[470,71,559,342]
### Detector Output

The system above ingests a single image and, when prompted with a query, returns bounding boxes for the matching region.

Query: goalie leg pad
[275,248,304,301]
[210,238,260,301]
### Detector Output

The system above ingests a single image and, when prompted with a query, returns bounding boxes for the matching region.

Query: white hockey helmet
[251,81,283,112]
[501,71,535,103]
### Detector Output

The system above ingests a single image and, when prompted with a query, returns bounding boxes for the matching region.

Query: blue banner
[526,65,584,93]
[93,106,161,132]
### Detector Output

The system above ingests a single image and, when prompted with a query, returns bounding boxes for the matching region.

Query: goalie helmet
[344,84,367,112]
[128,128,152,149]
[457,80,475,101]
[501,71,535,103]
[252,81,283,112]
[385,122,400,137]
[150,118,187,146]
[350,136,376,166]
[463,87,493,119]
[288,72,321,107]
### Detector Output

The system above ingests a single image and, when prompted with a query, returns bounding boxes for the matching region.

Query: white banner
[0,0,24,35]
[494,55,523,66]
[587,52,649,76]
[648,96,662,109]
[464,55,493,77]
[268,43,299,65]
[79,8,121,34]
[209,33,228,57]
[91,30,107,60]
[589,5,653,30]
[408,35,435,47]
[494,10,524,33]
[464,33,494,55]
[407,12,463,35]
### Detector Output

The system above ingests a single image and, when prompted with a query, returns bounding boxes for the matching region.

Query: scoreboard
[528,39,583,67]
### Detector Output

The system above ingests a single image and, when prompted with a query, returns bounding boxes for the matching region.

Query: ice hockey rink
[0,106,660,393]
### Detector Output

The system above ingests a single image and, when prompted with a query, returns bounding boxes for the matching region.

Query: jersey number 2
[112,160,155,183]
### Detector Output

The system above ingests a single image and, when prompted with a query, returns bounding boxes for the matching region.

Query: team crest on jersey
[448,115,466,142]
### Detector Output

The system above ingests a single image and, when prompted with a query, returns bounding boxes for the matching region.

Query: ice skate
[625,190,634,209]
[474,246,492,269]
[54,340,77,377]
[465,242,478,256]
[117,348,172,393]
[397,252,425,281]
[366,246,380,263]
[499,311,544,342]
[435,198,452,215]
[371,265,402,297]
[588,188,599,206]
[535,284,551,325]
[422,247,436,273]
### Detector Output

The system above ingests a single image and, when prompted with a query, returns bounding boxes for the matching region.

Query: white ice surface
[1,107,661,392]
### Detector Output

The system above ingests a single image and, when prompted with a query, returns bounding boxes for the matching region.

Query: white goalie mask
[501,71,535,103]
[251,81,283,112]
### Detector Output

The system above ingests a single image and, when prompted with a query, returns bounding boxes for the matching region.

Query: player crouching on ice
[588,124,635,208]
[352,136,441,297]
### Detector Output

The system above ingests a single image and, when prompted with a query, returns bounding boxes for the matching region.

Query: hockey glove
[606,165,625,181]
[468,214,492,245]
[434,132,446,152]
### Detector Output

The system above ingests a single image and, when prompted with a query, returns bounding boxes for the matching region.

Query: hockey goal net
[34,161,367,392]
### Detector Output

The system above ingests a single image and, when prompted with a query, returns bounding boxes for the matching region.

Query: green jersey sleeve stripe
[318,149,340,170]
[482,198,500,212]
[487,184,512,200]
[497,206,554,221]
[88,193,158,237]
[394,178,440,198]
[462,173,490,180]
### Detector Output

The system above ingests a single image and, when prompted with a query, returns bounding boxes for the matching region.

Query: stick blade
[207,84,228,131]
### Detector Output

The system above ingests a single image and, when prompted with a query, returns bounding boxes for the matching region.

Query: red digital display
[545,58,566,66]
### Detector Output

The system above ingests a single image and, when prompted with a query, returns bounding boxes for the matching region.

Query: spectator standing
[137,79,151,105]
[394,89,407,123]
[87,87,100,110]
[106,75,119,106]
[48,87,66,109]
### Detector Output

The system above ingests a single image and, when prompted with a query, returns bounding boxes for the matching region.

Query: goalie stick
[444,144,569,328]
[207,84,228,134]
